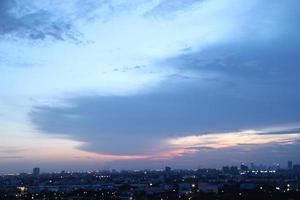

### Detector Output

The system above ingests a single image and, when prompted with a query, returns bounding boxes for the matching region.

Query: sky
[0,0,300,173]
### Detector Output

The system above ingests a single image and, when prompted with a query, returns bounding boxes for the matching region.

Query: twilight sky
[1,0,300,173]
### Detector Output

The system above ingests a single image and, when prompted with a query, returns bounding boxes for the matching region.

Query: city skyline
[1,0,300,173]
[4,160,299,175]
[1,163,300,200]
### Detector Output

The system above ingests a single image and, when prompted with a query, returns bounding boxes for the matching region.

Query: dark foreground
[1,165,300,200]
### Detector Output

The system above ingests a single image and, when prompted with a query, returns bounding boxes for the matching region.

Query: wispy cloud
[0,0,81,41]
[75,126,300,161]
[167,128,300,153]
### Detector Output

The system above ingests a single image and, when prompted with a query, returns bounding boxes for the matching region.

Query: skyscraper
[33,168,40,176]
[165,166,171,173]
[240,163,249,171]
[288,161,293,170]
[250,162,255,170]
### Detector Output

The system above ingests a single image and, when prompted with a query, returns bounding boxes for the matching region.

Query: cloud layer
[1,0,300,171]
[0,0,82,40]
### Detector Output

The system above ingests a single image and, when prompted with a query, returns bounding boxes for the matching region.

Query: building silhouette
[33,167,40,176]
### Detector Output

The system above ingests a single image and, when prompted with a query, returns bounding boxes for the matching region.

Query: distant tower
[165,166,171,179]
[288,161,293,170]
[222,166,230,174]
[250,162,254,170]
[33,167,40,176]
[165,166,171,173]
[240,163,249,171]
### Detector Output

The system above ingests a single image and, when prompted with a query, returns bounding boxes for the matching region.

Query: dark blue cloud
[29,0,300,156]
[0,0,80,40]
[30,43,300,154]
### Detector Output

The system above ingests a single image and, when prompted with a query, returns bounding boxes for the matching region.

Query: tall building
[164,166,172,179]
[240,163,249,171]
[33,167,40,176]
[230,166,239,175]
[165,166,171,173]
[288,161,293,170]
[293,164,300,173]
[222,166,230,174]
[250,162,255,170]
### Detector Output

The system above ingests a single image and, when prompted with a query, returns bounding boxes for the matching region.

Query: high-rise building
[293,164,300,173]
[33,167,40,176]
[222,166,230,174]
[165,166,171,173]
[164,166,172,179]
[288,161,293,170]
[240,163,249,171]
[230,166,239,175]
[250,162,255,170]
